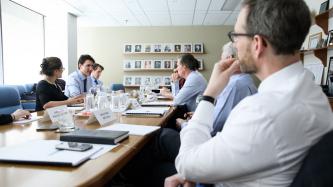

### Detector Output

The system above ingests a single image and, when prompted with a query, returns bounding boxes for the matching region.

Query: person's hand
[11,109,31,121]
[171,72,180,82]
[184,112,193,120]
[204,58,240,98]
[68,95,84,105]
[176,118,187,129]
[164,174,195,187]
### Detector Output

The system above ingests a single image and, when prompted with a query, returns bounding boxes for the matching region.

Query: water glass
[111,93,120,110]
[97,95,109,110]
[85,94,95,111]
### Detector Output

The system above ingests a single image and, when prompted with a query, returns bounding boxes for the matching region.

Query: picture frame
[144,60,152,69]
[172,60,178,69]
[124,76,133,86]
[174,44,182,53]
[183,43,192,53]
[193,43,203,53]
[163,44,173,53]
[123,60,132,69]
[163,60,172,69]
[134,60,142,69]
[327,57,333,85]
[308,32,322,49]
[124,44,132,53]
[153,44,162,52]
[327,30,333,46]
[143,77,152,85]
[134,76,142,85]
[163,76,171,86]
[134,44,142,53]
[153,77,162,86]
[319,0,329,14]
[144,44,152,53]
[154,60,162,69]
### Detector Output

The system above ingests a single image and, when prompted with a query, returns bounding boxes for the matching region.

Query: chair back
[111,83,125,91]
[290,130,333,187]
[0,86,22,114]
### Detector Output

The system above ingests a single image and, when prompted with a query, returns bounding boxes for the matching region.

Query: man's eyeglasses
[228,31,255,42]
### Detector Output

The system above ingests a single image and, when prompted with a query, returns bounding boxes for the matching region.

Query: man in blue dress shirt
[91,63,104,87]
[65,54,95,97]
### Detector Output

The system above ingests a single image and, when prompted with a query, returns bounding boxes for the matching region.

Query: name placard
[46,105,74,127]
[93,108,116,126]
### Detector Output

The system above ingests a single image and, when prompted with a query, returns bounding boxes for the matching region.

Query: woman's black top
[0,114,13,125]
[35,80,68,111]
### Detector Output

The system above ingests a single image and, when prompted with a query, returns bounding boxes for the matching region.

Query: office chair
[111,83,125,92]
[0,86,23,114]
[290,130,333,187]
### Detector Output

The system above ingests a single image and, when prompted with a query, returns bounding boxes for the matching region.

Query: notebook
[0,140,102,166]
[60,129,129,145]
[122,107,169,117]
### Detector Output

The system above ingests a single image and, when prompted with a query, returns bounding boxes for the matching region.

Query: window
[1,0,44,84]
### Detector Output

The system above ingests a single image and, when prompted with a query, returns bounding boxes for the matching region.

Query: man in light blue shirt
[91,63,104,87]
[65,54,95,97]
[172,54,207,112]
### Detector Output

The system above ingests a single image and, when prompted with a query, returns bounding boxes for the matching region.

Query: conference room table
[0,106,176,187]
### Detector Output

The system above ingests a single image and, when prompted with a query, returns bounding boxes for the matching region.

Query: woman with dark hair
[35,57,83,111]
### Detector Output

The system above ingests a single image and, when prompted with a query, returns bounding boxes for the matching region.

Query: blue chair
[8,84,36,111]
[0,86,22,114]
[111,83,125,91]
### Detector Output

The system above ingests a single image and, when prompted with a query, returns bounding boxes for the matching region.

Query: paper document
[0,140,118,166]
[122,107,169,117]
[13,116,43,124]
[141,101,173,107]
[99,123,160,136]
[68,106,84,111]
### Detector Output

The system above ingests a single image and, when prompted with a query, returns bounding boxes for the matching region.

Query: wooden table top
[0,107,175,187]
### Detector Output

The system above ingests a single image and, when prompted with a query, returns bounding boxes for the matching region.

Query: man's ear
[252,35,266,59]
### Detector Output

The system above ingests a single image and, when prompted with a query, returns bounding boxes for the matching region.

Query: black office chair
[290,130,333,187]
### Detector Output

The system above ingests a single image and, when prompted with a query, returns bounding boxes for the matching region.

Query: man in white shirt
[165,0,333,187]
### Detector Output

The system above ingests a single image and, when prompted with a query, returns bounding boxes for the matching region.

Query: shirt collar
[258,61,303,93]
[76,70,86,81]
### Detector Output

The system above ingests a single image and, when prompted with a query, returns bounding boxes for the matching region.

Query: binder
[60,129,129,145]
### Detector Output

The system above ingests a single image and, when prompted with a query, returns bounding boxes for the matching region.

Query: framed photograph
[144,44,152,53]
[124,76,133,86]
[198,59,204,70]
[154,60,162,69]
[154,77,162,86]
[134,76,142,85]
[154,44,162,52]
[183,43,192,53]
[163,76,171,86]
[327,30,333,46]
[134,44,142,53]
[174,44,182,53]
[308,32,322,49]
[193,43,203,53]
[172,60,178,69]
[134,60,142,69]
[143,77,152,85]
[163,44,173,53]
[123,60,132,69]
[327,57,333,85]
[163,60,172,69]
[124,44,132,53]
[144,60,152,69]
[319,0,329,14]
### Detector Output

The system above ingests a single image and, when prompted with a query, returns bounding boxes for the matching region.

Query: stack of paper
[141,101,173,107]
[122,107,169,117]
[99,123,160,136]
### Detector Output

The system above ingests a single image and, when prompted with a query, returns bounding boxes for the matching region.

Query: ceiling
[12,0,242,27]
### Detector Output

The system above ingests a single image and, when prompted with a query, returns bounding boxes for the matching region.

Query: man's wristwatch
[199,95,216,105]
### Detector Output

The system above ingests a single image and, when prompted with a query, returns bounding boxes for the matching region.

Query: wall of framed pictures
[122,42,204,87]
[77,26,234,87]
